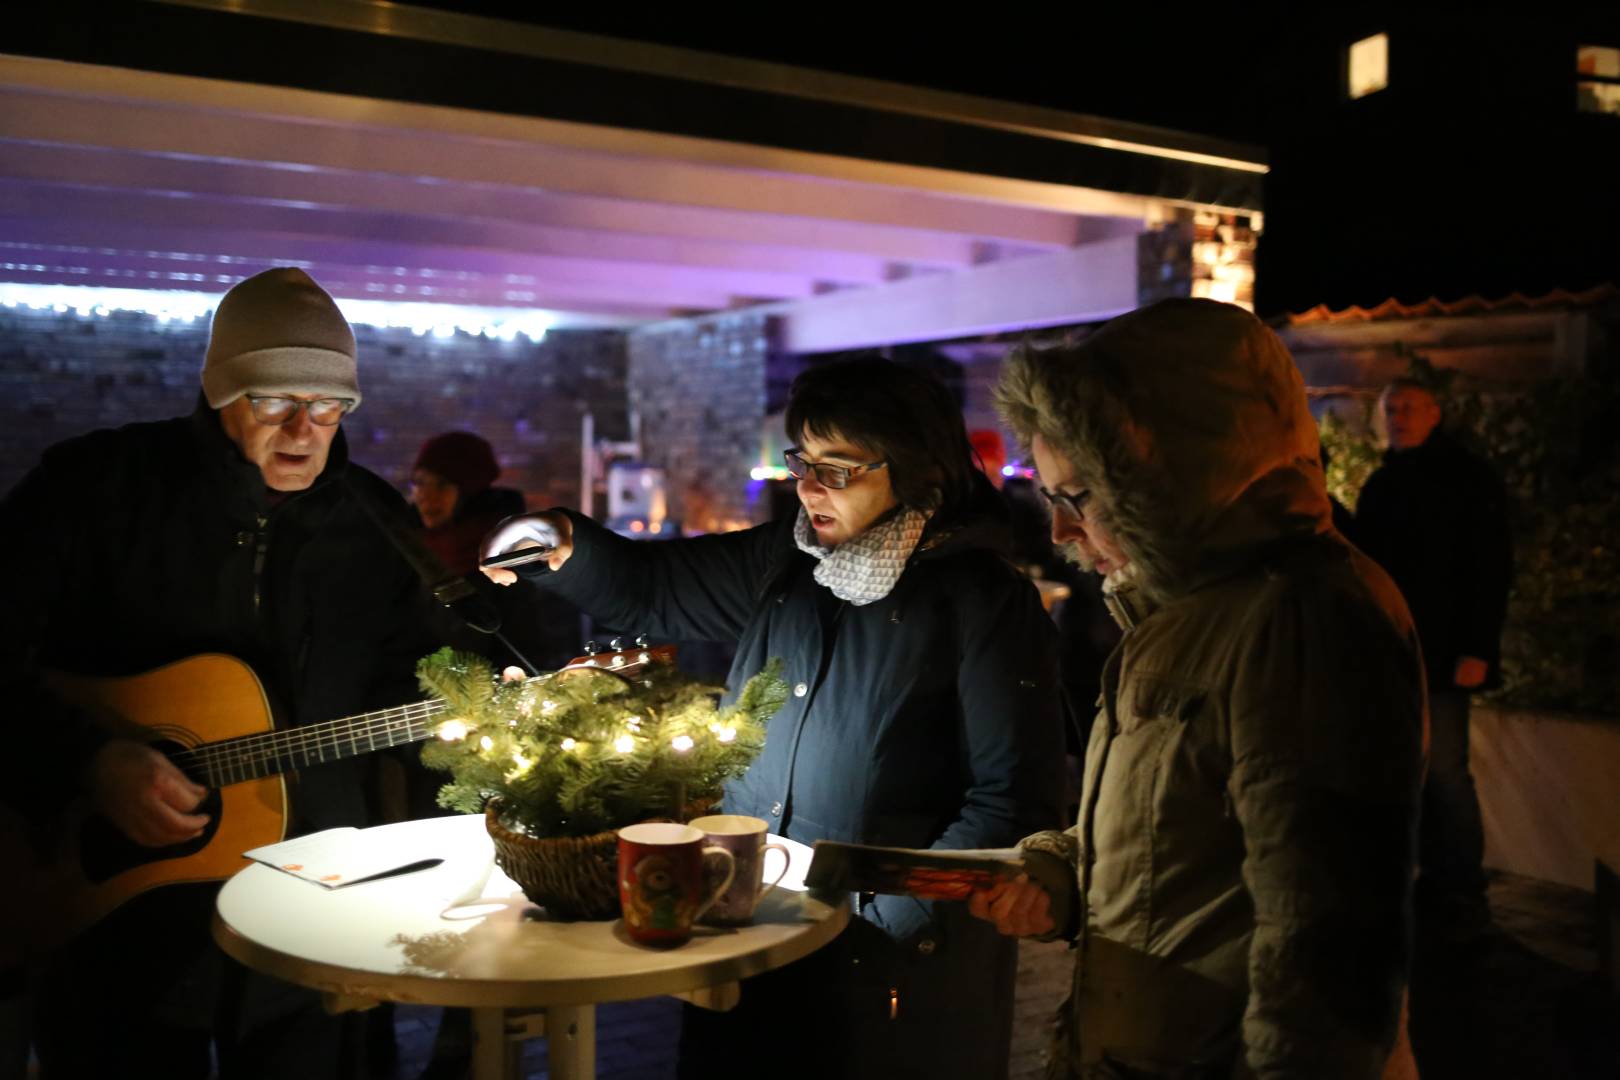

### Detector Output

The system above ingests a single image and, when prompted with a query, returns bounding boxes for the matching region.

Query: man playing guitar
[1,268,439,1080]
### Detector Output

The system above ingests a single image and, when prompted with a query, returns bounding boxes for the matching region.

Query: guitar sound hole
[78,742,224,885]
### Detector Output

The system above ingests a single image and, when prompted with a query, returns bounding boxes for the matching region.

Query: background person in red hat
[408,430,580,676]
[410,431,518,577]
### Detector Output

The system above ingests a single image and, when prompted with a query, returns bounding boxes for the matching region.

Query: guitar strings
[173,698,450,784]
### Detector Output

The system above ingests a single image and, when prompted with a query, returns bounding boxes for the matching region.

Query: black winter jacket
[1350,430,1514,690]
[2,399,437,833]
[523,493,1065,1078]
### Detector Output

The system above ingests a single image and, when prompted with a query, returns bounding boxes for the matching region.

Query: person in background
[411,431,525,577]
[2,268,437,1079]
[973,299,1425,1078]
[483,357,1065,1080]
[408,430,581,676]
[1350,377,1513,942]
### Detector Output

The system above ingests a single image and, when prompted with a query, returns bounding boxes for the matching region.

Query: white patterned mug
[689,814,791,926]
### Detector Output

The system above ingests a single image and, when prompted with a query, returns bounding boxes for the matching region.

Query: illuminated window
[1347,33,1389,100]
[1577,45,1620,116]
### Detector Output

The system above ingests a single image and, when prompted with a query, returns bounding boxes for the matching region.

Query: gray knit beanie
[201,268,361,409]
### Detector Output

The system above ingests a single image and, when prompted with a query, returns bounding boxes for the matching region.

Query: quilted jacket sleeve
[1225,577,1425,1078]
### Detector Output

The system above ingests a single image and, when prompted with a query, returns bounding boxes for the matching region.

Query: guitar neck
[171,698,448,789]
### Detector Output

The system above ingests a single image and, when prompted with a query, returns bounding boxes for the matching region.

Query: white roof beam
[769,235,1142,354]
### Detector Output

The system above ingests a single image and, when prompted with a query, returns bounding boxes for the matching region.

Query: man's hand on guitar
[89,740,210,847]
[480,511,573,585]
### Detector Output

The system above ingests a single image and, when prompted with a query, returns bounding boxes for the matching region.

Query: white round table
[212,813,848,1079]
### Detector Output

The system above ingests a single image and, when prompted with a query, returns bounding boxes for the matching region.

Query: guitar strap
[339,473,540,674]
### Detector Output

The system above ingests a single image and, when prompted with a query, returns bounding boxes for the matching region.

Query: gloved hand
[480,511,573,584]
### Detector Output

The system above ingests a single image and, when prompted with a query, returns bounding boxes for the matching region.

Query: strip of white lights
[0,284,554,342]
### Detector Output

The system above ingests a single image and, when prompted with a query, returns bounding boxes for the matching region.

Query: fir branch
[415,648,790,838]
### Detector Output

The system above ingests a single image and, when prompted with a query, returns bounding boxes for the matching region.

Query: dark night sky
[415,4,1284,143]
[417,6,1619,311]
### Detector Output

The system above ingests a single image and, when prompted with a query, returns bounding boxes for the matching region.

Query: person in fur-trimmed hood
[971,299,1426,1079]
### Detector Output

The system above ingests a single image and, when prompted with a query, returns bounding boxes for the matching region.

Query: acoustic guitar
[6,641,670,963]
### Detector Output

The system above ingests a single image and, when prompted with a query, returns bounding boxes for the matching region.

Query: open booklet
[244,828,444,890]
[804,840,1026,901]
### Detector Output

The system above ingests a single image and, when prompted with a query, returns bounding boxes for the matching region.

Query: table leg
[469,1004,596,1080]
[543,1004,596,1080]
[471,1006,515,1080]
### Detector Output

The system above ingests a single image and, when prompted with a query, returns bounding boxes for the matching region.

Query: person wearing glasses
[973,300,1424,1078]
[482,357,1064,1080]
[2,267,436,1079]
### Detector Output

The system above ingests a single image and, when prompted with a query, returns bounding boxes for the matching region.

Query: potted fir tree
[416,645,786,918]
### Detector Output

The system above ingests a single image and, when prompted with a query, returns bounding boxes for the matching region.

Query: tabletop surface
[212,813,850,1008]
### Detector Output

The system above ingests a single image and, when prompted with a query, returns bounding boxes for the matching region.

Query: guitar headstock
[563,636,676,677]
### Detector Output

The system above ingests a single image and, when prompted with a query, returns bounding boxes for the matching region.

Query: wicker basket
[484,802,621,920]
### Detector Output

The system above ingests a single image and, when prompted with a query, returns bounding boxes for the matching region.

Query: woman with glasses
[482,357,1063,1080]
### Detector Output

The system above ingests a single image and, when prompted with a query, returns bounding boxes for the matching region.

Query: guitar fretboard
[170,698,449,788]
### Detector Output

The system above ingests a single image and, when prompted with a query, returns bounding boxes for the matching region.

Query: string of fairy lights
[0,283,557,342]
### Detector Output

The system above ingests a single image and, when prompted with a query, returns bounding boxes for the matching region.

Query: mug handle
[757,842,792,903]
[694,846,737,921]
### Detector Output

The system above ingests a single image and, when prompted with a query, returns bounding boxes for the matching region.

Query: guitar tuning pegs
[608,636,624,651]
[582,640,599,656]
[634,633,649,648]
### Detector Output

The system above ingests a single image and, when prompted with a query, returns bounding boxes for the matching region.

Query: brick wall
[626,312,773,534]
[0,305,628,507]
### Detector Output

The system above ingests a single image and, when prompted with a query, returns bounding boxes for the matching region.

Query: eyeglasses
[1039,486,1091,523]
[245,395,355,427]
[783,449,887,490]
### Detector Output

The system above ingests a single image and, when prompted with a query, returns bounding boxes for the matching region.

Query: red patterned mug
[617,823,736,947]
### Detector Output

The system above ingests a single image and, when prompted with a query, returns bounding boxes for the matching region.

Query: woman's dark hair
[785,357,980,520]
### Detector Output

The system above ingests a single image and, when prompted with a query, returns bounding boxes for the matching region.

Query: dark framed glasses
[1039,486,1091,523]
[245,395,355,427]
[783,448,887,490]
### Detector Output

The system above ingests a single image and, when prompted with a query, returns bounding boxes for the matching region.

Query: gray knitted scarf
[793,506,930,606]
